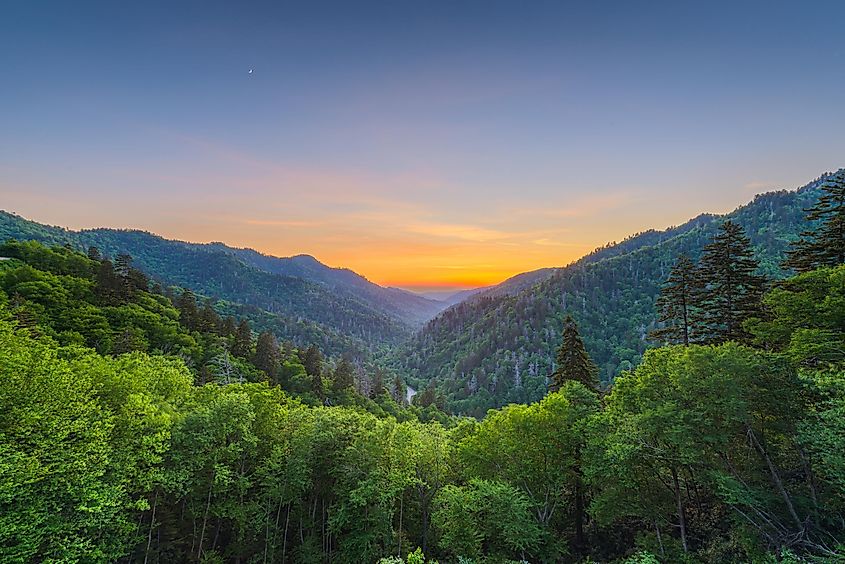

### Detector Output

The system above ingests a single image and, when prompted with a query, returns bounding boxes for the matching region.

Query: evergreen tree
[332,357,355,392]
[302,345,323,378]
[694,221,766,344]
[550,316,599,393]
[785,169,845,272]
[95,259,120,305]
[231,320,253,358]
[302,345,325,400]
[127,267,149,294]
[392,374,406,404]
[220,316,237,337]
[254,331,280,383]
[650,254,696,345]
[86,246,101,262]
[416,381,437,408]
[113,253,132,278]
[175,289,199,330]
[196,302,219,334]
[370,367,386,398]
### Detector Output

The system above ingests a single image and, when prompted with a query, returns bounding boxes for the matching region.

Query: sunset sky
[2,1,845,292]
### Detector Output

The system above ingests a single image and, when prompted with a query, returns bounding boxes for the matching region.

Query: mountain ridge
[0,212,447,354]
[396,171,837,416]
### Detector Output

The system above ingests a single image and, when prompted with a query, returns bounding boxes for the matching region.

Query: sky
[2,1,845,293]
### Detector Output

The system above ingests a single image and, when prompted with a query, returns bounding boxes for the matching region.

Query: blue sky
[2,1,844,290]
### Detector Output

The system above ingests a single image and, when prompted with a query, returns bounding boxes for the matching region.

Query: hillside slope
[396,172,834,416]
[0,214,419,352]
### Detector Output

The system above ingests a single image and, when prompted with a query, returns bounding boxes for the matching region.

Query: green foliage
[399,176,827,415]
[693,220,766,344]
[551,315,600,392]
[650,253,696,346]
[747,265,845,367]
[785,169,845,272]
[433,478,542,561]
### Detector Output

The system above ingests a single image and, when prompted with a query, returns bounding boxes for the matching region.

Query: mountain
[395,171,835,417]
[0,212,443,354]
[203,244,446,325]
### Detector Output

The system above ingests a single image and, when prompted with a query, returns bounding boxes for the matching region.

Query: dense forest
[2,170,844,562]
[398,173,835,417]
[0,212,446,356]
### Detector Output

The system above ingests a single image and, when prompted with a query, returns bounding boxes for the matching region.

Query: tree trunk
[671,466,688,553]
[575,477,586,549]
[198,478,214,560]
[144,490,158,564]
[747,424,803,530]
[397,493,404,557]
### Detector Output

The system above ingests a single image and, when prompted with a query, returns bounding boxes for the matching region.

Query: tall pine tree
[693,221,766,344]
[550,316,599,392]
[784,169,845,272]
[331,357,356,392]
[302,345,325,400]
[231,320,253,358]
[253,331,280,383]
[650,254,696,345]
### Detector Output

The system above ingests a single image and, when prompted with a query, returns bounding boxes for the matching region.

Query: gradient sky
[2,1,845,292]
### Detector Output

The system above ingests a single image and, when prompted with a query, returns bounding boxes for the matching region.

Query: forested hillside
[3,252,843,562]
[0,239,448,422]
[398,173,834,416]
[0,212,446,354]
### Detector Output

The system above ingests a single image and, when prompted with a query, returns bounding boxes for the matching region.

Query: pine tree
[550,316,599,392]
[693,221,766,344]
[332,357,355,392]
[220,316,237,337]
[113,254,132,278]
[416,381,437,407]
[392,375,406,404]
[95,260,120,305]
[196,302,220,334]
[370,368,386,399]
[650,254,696,345]
[302,345,325,400]
[254,331,280,383]
[231,320,253,358]
[86,246,102,262]
[785,169,845,272]
[175,289,199,330]
[302,345,323,378]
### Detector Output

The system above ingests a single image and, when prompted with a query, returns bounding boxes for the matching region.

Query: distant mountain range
[0,212,450,355]
[394,171,837,417]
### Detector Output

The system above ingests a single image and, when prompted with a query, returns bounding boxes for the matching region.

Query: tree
[231,319,253,358]
[86,246,102,262]
[302,344,323,378]
[95,259,120,305]
[332,357,355,392]
[785,169,845,272]
[254,331,280,383]
[301,345,325,400]
[433,479,542,561]
[370,367,386,398]
[550,316,599,392]
[747,265,845,367]
[693,221,766,344]
[175,289,199,330]
[416,381,437,408]
[650,254,696,345]
[113,253,133,278]
[392,375,406,404]
[220,315,236,337]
